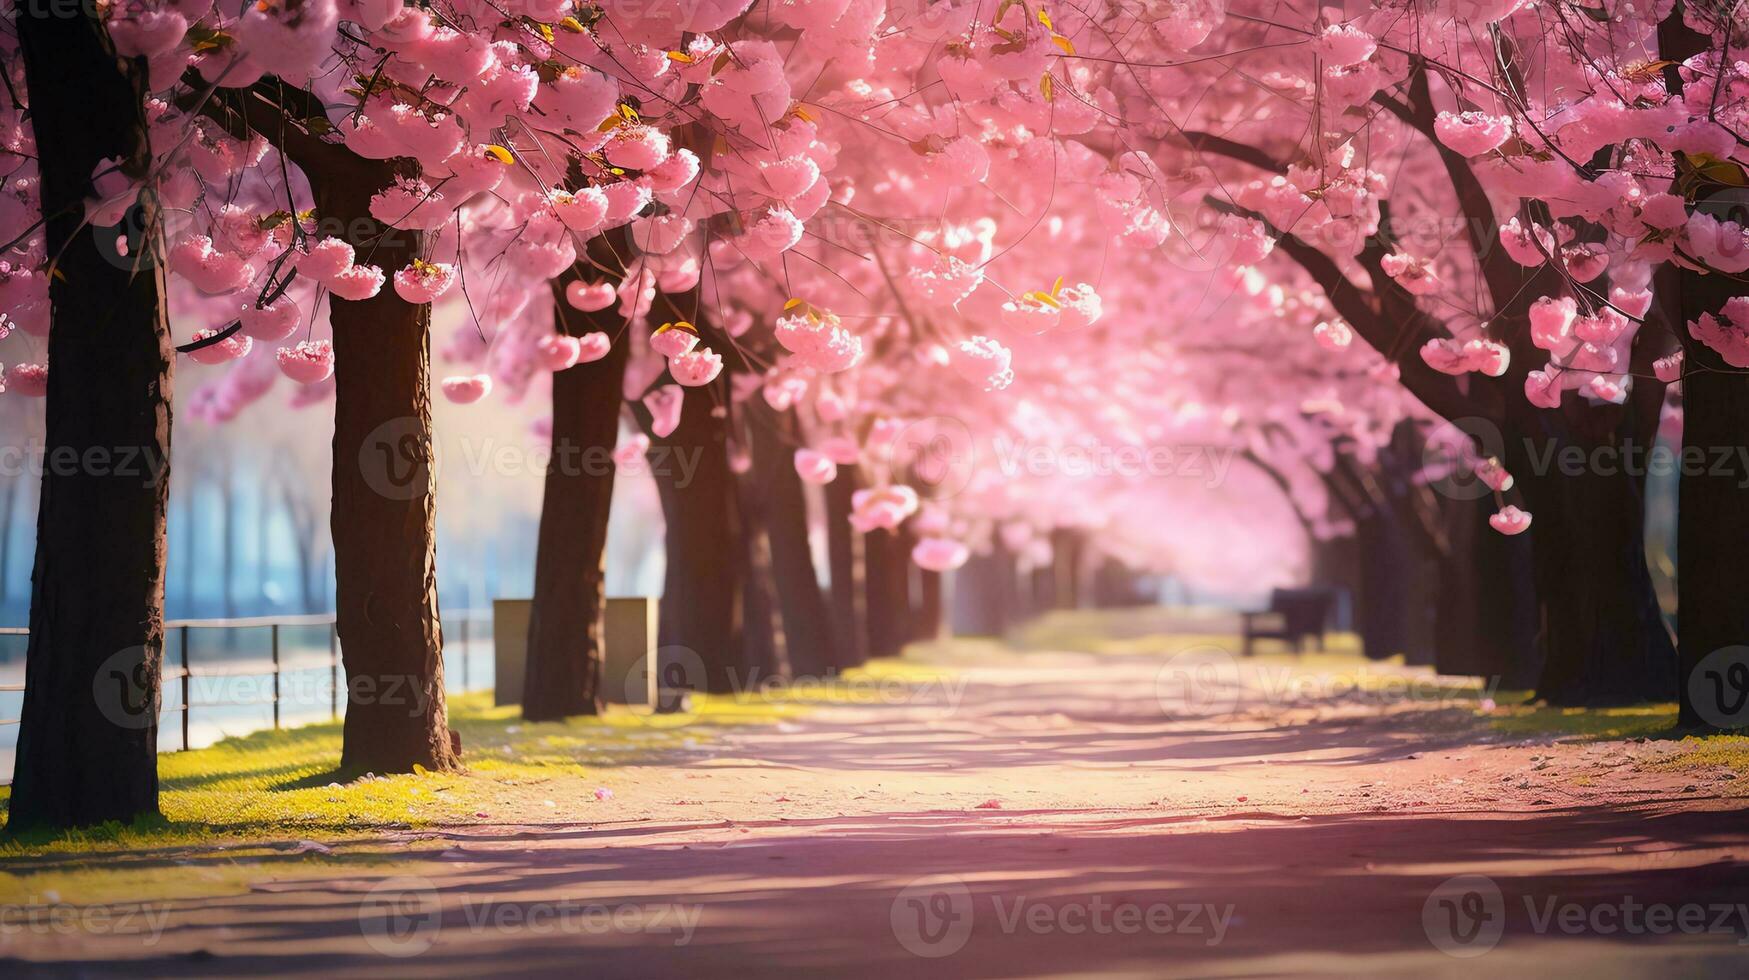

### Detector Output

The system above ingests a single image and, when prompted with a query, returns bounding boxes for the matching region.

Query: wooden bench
[1241,588,1337,657]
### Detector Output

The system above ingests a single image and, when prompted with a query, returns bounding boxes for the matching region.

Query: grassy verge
[0,687,812,857]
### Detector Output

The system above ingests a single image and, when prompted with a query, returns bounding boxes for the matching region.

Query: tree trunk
[523,272,630,720]
[1309,532,1361,632]
[1672,350,1749,726]
[1435,494,1540,688]
[914,569,943,641]
[319,163,458,773]
[864,528,912,658]
[1352,498,1438,665]
[8,16,172,830]
[646,377,745,693]
[1506,405,1676,705]
[733,449,785,683]
[1353,510,1401,661]
[824,464,867,671]
[747,403,836,677]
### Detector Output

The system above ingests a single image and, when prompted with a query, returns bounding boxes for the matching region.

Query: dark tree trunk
[736,471,786,682]
[319,163,458,773]
[8,16,172,830]
[645,377,745,693]
[1505,402,1675,705]
[1656,225,1749,725]
[1672,347,1749,726]
[523,269,630,721]
[1309,532,1361,632]
[914,569,943,641]
[864,528,912,658]
[747,403,836,677]
[1435,494,1540,688]
[1352,501,1437,664]
[1353,514,1399,661]
[824,464,867,670]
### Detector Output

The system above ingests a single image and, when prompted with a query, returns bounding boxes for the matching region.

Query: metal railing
[0,610,491,781]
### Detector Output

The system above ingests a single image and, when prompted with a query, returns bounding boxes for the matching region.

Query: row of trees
[3,0,1748,830]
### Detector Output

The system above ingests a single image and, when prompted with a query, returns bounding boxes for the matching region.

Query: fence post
[180,624,190,752]
[271,623,281,730]
[329,621,339,720]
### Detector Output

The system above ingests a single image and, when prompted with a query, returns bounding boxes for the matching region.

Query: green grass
[0,687,819,856]
[1647,734,1749,771]
[1483,702,1681,739]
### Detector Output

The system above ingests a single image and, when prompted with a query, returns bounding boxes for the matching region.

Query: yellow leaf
[1051,275,1064,296]
[667,50,694,63]
[1040,73,1054,102]
[1052,34,1075,55]
[1037,9,1053,30]
[618,103,641,123]
[783,298,804,310]
[790,103,816,123]
[558,15,584,32]
[483,144,515,165]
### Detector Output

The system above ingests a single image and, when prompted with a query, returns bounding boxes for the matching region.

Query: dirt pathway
[4,641,1748,977]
